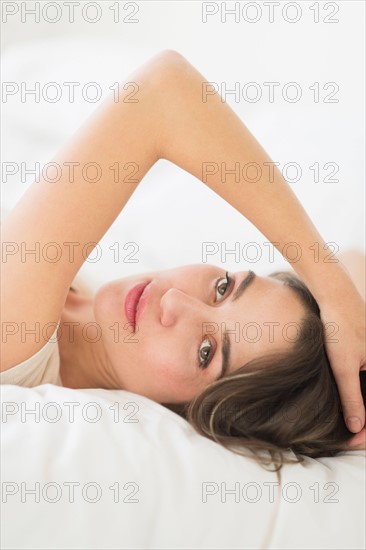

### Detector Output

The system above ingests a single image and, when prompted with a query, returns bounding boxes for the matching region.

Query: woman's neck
[59,290,119,390]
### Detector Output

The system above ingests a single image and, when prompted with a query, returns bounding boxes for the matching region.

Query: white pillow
[1,383,365,549]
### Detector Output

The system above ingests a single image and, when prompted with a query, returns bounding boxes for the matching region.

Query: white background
[1,0,365,290]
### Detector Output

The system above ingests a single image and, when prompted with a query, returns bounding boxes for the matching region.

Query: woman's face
[93,264,306,403]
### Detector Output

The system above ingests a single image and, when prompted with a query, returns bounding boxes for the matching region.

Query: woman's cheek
[144,343,188,385]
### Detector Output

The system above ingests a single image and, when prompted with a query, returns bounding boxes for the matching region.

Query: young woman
[1,50,365,469]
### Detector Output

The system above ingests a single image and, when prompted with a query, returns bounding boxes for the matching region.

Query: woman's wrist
[290,246,362,306]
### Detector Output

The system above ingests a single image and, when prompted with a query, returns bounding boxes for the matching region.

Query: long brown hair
[162,271,353,472]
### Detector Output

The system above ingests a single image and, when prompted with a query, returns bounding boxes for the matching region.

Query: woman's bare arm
[153,54,358,297]
[338,251,365,301]
[152,52,365,433]
[1,52,166,370]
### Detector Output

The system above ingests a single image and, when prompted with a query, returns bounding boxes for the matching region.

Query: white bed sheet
[1,383,365,550]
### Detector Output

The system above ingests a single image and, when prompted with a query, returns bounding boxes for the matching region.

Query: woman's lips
[124,281,151,330]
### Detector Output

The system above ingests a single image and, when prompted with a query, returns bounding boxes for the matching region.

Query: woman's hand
[319,289,366,435]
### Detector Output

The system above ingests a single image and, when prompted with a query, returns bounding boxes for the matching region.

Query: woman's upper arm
[0,51,172,371]
[0,173,107,372]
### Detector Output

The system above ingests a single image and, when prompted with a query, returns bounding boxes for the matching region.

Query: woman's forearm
[155,51,361,303]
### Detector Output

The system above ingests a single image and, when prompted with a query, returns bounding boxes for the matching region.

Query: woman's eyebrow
[232,270,256,302]
[216,271,257,381]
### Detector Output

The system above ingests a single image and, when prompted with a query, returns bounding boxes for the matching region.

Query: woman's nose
[160,287,203,327]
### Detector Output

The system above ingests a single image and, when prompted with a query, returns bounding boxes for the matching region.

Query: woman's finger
[331,368,366,432]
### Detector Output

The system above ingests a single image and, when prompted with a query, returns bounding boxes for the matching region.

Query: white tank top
[0,323,62,387]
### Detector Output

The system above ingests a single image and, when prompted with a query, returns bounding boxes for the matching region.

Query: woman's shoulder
[0,322,62,388]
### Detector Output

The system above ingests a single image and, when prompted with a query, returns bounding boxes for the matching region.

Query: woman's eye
[216,271,231,300]
[198,337,213,369]
[197,272,231,370]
